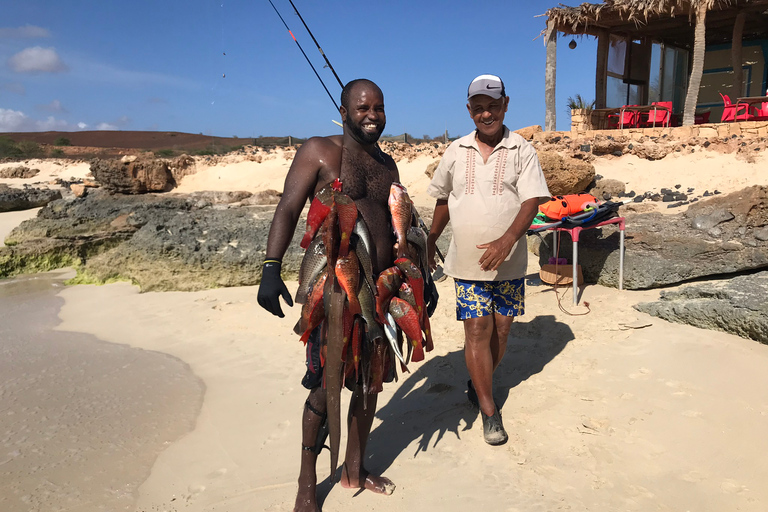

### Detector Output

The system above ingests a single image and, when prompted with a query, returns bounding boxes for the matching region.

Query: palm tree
[683,1,709,126]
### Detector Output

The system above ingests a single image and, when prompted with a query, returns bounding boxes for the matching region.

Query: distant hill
[1,130,246,151]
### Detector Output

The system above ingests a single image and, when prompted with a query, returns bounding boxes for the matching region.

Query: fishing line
[267,0,339,111]
[287,0,343,89]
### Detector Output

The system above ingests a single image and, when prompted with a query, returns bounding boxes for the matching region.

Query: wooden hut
[542,0,768,129]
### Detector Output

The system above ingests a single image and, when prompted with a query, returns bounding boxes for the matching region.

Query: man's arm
[257,138,329,317]
[427,199,450,271]
[476,197,544,272]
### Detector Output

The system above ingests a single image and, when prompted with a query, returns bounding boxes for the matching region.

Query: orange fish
[388,183,412,259]
[334,192,358,258]
[335,251,362,316]
[300,185,334,249]
[375,266,402,323]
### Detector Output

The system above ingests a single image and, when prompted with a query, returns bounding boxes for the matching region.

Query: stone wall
[564,109,768,140]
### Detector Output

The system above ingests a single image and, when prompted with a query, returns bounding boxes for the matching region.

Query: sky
[0,0,598,139]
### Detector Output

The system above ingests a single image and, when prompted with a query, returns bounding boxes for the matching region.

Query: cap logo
[486,85,500,89]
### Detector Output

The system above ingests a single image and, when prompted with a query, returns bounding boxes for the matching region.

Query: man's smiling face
[467,94,508,138]
[342,83,386,145]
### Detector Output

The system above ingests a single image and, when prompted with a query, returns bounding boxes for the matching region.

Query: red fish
[335,251,362,316]
[295,272,328,344]
[389,297,425,363]
[388,183,413,259]
[388,297,423,347]
[395,257,425,320]
[375,266,402,323]
[334,192,358,258]
[300,185,334,249]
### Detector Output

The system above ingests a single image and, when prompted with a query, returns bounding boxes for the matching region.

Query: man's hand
[476,235,515,272]
[257,261,293,318]
[427,236,439,271]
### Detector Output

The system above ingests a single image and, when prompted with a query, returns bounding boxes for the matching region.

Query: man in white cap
[426,74,550,445]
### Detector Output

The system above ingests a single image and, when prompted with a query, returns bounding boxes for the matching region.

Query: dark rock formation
[533,186,768,289]
[0,192,452,292]
[0,185,62,213]
[90,157,175,194]
[634,271,768,344]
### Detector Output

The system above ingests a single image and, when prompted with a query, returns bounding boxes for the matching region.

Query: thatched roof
[544,0,768,48]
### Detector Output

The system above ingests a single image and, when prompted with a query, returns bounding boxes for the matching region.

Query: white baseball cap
[467,74,506,100]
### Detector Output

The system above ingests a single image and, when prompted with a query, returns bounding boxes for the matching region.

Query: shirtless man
[257,79,398,512]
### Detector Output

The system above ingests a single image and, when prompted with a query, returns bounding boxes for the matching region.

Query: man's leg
[339,384,395,494]
[490,312,514,372]
[464,315,496,417]
[295,387,327,512]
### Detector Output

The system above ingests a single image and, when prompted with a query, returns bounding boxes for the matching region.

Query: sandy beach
[2,147,768,511]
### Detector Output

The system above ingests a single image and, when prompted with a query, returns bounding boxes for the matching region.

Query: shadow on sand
[315,313,574,505]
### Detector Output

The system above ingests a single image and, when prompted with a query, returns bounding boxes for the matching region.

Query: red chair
[607,105,640,128]
[640,101,672,127]
[720,93,754,122]
[694,111,711,124]
[747,102,768,121]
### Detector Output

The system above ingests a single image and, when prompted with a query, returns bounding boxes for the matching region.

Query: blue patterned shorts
[454,278,525,320]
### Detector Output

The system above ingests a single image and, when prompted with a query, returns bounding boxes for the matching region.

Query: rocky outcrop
[533,186,768,289]
[634,271,768,344]
[514,125,543,140]
[0,185,62,213]
[0,191,452,291]
[90,157,175,194]
[538,150,595,196]
[0,165,40,179]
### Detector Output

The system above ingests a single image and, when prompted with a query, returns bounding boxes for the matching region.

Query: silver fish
[295,237,327,304]
[352,216,373,258]
[384,312,407,367]
[352,236,376,298]
[357,280,384,343]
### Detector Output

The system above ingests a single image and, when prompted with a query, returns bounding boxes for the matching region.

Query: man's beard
[346,119,384,145]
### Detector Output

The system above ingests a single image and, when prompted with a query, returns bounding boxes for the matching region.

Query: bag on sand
[539,264,583,286]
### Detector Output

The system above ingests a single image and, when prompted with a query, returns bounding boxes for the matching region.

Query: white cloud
[38,99,67,113]
[0,108,30,131]
[77,122,88,129]
[8,46,68,73]
[0,107,84,132]
[36,116,70,131]
[96,122,118,130]
[0,25,51,38]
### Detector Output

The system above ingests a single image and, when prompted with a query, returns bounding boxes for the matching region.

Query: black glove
[257,260,293,318]
[424,269,439,318]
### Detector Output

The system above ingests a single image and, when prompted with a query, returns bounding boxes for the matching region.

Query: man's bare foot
[340,463,396,495]
[294,481,320,512]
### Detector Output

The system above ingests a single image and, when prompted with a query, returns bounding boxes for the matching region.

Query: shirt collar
[458,126,518,152]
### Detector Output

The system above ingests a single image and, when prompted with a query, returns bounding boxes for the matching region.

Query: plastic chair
[640,101,672,127]
[607,105,640,128]
[720,93,753,122]
[694,111,711,124]
[747,102,768,121]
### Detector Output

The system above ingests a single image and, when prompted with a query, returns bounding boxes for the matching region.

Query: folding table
[538,217,626,305]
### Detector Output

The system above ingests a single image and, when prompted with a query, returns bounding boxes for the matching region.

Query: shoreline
[0,270,203,512]
[47,264,768,511]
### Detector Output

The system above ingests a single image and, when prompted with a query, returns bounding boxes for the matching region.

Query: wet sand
[0,270,204,511]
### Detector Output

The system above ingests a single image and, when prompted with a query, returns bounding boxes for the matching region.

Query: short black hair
[340,79,381,110]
